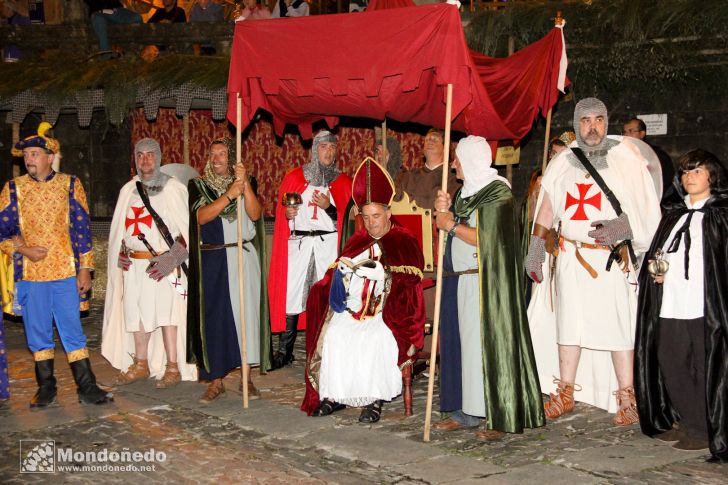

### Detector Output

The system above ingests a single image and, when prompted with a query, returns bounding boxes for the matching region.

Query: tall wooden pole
[183,114,190,165]
[541,108,553,172]
[236,94,249,408]
[424,83,453,442]
[506,35,515,185]
[541,12,564,172]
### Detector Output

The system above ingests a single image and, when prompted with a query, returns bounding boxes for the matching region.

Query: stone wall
[0,113,131,218]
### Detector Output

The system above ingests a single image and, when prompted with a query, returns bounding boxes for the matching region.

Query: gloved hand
[355,261,385,282]
[146,239,188,281]
[588,213,633,245]
[525,235,546,283]
[118,243,131,271]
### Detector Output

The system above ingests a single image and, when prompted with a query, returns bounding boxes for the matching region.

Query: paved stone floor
[0,238,725,483]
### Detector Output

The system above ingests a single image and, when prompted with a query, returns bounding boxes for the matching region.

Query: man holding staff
[187,138,267,403]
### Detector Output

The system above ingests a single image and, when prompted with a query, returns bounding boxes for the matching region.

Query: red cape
[268,167,352,333]
[301,223,425,415]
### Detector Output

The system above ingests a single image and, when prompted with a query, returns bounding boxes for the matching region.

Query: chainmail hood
[134,138,171,193]
[302,130,340,186]
[571,97,617,168]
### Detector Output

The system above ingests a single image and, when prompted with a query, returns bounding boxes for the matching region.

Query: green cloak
[186,178,272,374]
[454,181,545,432]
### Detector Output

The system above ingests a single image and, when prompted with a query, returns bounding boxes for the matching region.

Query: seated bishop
[301,158,426,423]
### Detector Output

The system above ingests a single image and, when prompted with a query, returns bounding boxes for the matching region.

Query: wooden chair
[390,192,434,416]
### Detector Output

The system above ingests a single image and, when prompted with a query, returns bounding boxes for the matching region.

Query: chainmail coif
[134,138,171,193]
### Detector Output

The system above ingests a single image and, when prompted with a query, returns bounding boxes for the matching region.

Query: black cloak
[634,194,728,462]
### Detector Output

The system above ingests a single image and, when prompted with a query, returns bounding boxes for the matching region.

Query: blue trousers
[90,8,142,51]
[16,277,86,354]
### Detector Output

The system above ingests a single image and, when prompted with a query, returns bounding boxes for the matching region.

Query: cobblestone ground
[0,237,725,483]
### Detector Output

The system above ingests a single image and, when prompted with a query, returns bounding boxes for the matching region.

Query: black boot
[272,314,299,369]
[30,359,57,409]
[70,358,113,405]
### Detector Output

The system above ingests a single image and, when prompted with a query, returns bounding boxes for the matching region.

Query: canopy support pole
[506,35,515,185]
[541,108,553,172]
[236,93,249,409]
[424,83,453,442]
[183,114,190,166]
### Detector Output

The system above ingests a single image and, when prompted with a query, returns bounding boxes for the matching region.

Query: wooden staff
[424,83,453,442]
[183,114,190,165]
[506,35,515,185]
[236,93,249,408]
[541,12,564,172]
[381,118,387,161]
[541,107,553,173]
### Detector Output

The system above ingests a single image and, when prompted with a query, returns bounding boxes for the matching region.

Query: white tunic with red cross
[121,190,184,332]
[529,137,662,411]
[286,184,338,314]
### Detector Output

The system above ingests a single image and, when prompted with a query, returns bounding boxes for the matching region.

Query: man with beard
[526,98,661,425]
[187,138,270,402]
[102,138,197,388]
[268,131,352,368]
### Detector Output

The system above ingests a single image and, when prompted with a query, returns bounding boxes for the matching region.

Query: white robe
[102,177,197,381]
[318,244,401,407]
[286,184,338,314]
[528,136,661,412]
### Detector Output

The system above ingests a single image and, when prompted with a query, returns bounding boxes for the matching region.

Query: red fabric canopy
[367,0,416,11]
[227,4,567,141]
[469,26,569,141]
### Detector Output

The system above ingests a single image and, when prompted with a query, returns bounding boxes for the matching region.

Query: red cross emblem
[565,183,601,221]
[307,189,321,220]
[125,206,152,236]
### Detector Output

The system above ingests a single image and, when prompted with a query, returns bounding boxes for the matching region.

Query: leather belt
[441,268,479,278]
[560,236,610,279]
[290,229,336,238]
[130,251,155,259]
[200,240,253,251]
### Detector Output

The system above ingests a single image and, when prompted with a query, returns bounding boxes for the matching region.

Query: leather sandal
[155,362,181,389]
[544,377,580,419]
[239,378,261,399]
[358,400,383,423]
[432,418,465,431]
[612,386,639,426]
[115,357,150,386]
[199,380,225,404]
[313,398,346,417]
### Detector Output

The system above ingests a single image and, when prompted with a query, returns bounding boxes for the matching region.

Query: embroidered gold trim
[388,265,423,280]
[33,348,55,361]
[67,347,89,363]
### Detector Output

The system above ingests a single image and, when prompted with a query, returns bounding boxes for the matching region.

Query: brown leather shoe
[475,429,506,441]
[199,380,225,404]
[432,418,464,431]
[655,427,684,443]
[156,362,181,389]
[672,436,709,451]
[115,357,150,385]
[239,378,261,399]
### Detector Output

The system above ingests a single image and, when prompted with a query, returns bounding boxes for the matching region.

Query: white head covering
[455,135,510,197]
